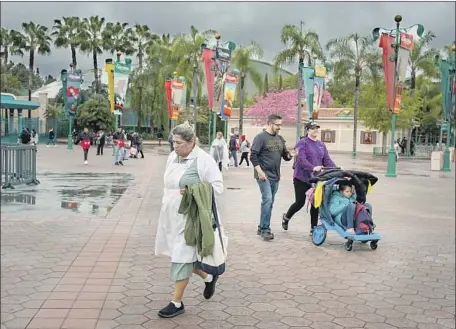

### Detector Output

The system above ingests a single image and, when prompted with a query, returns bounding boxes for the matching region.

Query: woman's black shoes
[282,214,290,231]
[158,302,185,318]
[204,275,219,299]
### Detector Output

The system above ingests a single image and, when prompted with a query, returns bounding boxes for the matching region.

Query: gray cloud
[1,1,454,78]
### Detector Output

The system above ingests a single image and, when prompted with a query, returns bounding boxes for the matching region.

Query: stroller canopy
[310,169,378,205]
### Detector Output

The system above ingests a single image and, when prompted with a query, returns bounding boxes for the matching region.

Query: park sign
[66,70,82,116]
[113,59,132,115]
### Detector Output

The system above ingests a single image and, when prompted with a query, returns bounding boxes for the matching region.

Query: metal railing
[373,144,439,159]
[1,143,40,189]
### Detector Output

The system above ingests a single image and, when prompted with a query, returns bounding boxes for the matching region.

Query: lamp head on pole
[215,33,221,40]
[451,43,456,52]
[394,15,402,23]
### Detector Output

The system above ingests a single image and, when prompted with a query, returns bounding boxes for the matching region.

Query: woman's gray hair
[172,122,196,142]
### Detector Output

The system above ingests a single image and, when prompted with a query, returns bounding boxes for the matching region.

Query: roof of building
[0,93,40,110]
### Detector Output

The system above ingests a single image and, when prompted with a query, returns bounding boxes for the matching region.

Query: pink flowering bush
[246,88,334,125]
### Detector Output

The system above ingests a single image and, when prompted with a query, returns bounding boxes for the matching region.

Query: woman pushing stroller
[282,122,337,235]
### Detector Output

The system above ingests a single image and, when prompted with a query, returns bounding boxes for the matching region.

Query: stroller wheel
[370,241,378,250]
[344,240,353,252]
[312,225,327,246]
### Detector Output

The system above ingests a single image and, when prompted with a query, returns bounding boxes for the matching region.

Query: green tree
[171,26,215,135]
[44,103,64,119]
[130,24,159,131]
[409,31,439,90]
[9,63,43,90]
[16,22,52,104]
[359,82,420,147]
[326,33,381,156]
[52,17,83,68]
[76,94,114,131]
[231,41,263,136]
[0,27,24,68]
[0,72,21,94]
[79,16,107,93]
[263,73,269,96]
[102,22,135,56]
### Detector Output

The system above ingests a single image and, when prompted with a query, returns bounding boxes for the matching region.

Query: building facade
[227,108,407,153]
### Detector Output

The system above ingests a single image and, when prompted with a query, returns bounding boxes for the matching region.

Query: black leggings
[285,178,319,229]
[83,148,89,161]
[239,152,250,166]
[218,162,222,172]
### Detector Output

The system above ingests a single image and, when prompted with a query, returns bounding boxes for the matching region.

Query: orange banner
[400,33,414,50]
[393,84,404,114]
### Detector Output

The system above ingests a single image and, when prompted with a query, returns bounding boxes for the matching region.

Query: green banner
[113,59,133,114]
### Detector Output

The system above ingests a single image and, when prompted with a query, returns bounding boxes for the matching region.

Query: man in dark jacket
[229,134,238,168]
[249,114,295,240]
[97,130,105,155]
[46,128,56,147]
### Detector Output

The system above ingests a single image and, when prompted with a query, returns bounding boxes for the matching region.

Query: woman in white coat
[155,123,224,318]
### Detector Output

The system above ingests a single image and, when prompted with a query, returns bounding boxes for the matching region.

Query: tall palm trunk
[4,47,8,68]
[239,75,245,137]
[28,50,34,119]
[353,73,361,158]
[137,54,143,132]
[92,50,99,93]
[71,45,77,68]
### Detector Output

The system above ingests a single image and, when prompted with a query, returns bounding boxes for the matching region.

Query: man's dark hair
[267,114,282,124]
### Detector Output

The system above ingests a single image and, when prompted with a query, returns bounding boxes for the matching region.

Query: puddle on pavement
[1,173,134,217]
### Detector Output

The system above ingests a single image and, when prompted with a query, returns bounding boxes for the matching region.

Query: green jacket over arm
[178,181,215,258]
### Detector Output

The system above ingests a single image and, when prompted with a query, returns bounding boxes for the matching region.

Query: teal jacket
[178,181,215,258]
[329,190,356,225]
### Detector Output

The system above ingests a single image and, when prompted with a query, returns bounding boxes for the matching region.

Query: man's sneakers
[158,302,185,318]
[203,275,219,299]
[257,229,274,241]
[84,161,88,165]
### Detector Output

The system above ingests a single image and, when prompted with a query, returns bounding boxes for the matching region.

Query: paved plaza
[1,146,455,329]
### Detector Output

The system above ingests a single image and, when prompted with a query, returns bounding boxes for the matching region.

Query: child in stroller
[310,169,381,251]
[329,183,356,230]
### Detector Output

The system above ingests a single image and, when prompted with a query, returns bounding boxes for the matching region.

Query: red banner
[164,80,172,118]
[201,48,215,109]
[379,33,396,112]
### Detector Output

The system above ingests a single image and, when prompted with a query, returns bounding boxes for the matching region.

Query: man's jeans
[230,150,238,167]
[46,138,55,145]
[256,178,279,233]
[113,146,125,163]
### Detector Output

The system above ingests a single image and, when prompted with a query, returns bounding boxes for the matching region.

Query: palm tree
[52,17,83,69]
[274,22,323,140]
[0,27,24,69]
[79,16,107,93]
[171,26,215,133]
[409,31,438,91]
[130,24,159,130]
[326,33,381,158]
[18,22,52,119]
[102,22,135,58]
[231,41,264,136]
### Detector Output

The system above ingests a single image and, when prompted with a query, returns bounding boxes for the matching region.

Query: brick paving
[1,146,455,329]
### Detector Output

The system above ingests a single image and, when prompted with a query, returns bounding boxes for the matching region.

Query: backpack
[353,202,374,235]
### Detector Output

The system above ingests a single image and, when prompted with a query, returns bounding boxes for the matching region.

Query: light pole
[60,69,69,147]
[373,16,424,177]
[300,54,318,142]
[435,43,455,172]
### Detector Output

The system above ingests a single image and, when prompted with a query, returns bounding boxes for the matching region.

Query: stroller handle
[321,166,341,170]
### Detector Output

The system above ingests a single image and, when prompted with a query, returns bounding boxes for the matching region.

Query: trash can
[430,151,443,171]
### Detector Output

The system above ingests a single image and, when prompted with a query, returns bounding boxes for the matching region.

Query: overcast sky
[1,1,454,78]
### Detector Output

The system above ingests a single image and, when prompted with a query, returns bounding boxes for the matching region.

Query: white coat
[154,145,224,263]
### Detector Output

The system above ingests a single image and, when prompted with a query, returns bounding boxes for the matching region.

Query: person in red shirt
[79,128,93,165]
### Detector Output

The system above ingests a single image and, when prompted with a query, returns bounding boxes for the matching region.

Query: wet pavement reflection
[1,173,133,217]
